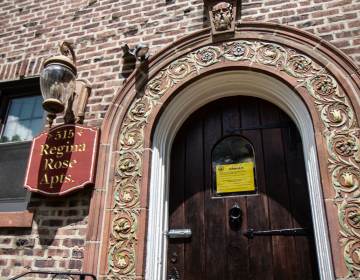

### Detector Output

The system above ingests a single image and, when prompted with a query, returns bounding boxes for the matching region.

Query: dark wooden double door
[167,96,319,280]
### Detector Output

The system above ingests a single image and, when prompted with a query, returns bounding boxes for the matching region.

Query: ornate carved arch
[85,22,360,279]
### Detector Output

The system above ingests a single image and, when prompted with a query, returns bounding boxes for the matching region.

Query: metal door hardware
[229,203,242,230]
[167,229,192,239]
[229,203,242,223]
[244,228,307,239]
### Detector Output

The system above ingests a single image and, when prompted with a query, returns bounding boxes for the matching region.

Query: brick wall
[0,190,90,279]
[241,0,360,63]
[0,0,359,278]
[0,0,207,127]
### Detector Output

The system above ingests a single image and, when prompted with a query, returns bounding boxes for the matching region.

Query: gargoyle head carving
[211,2,233,31]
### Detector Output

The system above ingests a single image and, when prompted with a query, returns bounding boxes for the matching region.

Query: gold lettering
[65,174,75,183]
[49,175,60,188]
[68,129,75,139]
[44,158,54,170]
[40,144,49,155]
[79,144,86,152]
[53,161,62,169]
[40,173,50,185]
[59,174,66,184]
[40,173,75,188]
[49,146,57,155]
[53,129,75,141]
[44,159,78,170]
[62,160,69,168]
[70,144,79,153]
[65,175,72,183]
[56,146,64,158]
[69,159,77,168]
[54,131,62,140]
[41,143,87,158]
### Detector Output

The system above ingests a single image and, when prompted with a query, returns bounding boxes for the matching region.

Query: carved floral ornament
[109,40,360,278]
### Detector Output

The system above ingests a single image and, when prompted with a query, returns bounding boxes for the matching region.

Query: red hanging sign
[24,124,99,196]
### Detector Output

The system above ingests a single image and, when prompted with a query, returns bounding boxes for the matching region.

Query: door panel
[221,99,250,279]
[184,117,205,279]
[167,96,319,280]
[240,99,273,280]
[168,133,186,279]
[203,108,227,279]
[261,103,297,280]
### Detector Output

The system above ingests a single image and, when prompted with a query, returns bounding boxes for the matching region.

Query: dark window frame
[0,78,42,212]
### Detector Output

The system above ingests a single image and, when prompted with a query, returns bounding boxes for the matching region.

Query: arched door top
[96,23,360,279]
[146,71,333,280]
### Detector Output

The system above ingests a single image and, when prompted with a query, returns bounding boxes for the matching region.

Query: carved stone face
[212,2,233,31]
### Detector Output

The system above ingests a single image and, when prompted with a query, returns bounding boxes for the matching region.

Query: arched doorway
[146,71,333,279]
[167,96,319,279]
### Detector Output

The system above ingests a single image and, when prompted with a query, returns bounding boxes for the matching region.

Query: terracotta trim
[0,210,34,228]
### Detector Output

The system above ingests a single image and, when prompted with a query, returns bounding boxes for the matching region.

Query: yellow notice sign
[216,162,255,193]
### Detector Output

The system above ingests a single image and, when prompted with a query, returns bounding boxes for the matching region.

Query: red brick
[35,260,55,268]
[312,8,339,18]
[328,13,357,23]
[348,20,360,28]
[48,248,70,258]
[317,23,345,33]
[68,259,83,269]
[63,238,85,247]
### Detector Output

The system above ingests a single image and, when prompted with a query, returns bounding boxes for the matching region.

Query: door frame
[145,71,334,279]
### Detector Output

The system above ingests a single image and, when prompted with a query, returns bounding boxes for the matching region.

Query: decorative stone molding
[107,37,360,278]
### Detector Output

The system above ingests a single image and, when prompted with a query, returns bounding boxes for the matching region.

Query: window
[1,95,43,143]
[212,136,256,196]
[0,78,44,211]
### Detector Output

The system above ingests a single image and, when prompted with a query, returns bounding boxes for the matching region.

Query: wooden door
[167,96,319,280]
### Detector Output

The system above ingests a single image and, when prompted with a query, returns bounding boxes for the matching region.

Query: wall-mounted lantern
[40,42,90,126]
[26,42,98,196]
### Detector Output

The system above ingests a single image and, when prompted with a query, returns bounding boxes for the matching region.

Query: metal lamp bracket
[64,79,91,124]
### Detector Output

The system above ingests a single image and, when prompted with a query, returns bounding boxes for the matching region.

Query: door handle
[167,229,192,239]
[244,228,308,239]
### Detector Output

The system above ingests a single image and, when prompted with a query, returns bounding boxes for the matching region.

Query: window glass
[0,79,42,211]
[33,97,43,118]
[212,136,256,196]
[1,96,44,143]
[0,142,31,202]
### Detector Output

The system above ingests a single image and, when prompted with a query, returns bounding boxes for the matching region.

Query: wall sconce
[123,43,149,62]
[40,42,91,126]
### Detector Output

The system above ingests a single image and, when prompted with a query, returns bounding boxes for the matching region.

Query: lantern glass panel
[40,63,76,111]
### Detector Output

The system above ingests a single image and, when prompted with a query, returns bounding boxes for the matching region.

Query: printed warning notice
[216,162,255,193]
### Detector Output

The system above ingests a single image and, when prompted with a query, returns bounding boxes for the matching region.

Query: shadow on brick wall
[30,189,91,247]
[135,59,149,99]
[0,189,92,275]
